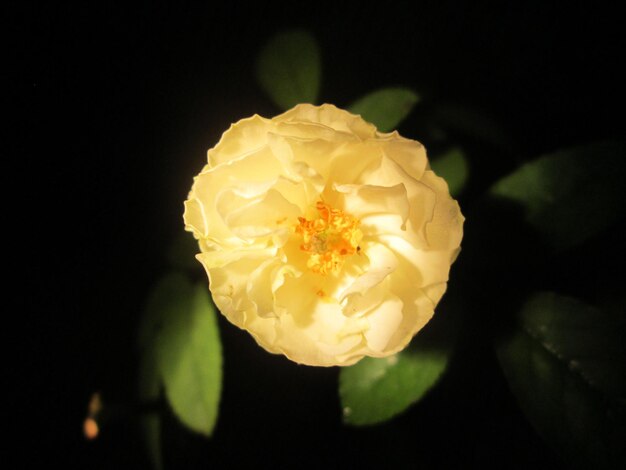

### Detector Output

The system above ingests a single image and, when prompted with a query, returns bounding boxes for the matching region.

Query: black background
[20,1,624,468]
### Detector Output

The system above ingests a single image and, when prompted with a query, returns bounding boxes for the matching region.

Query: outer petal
[273,103,377,140]
[207,115,274,168]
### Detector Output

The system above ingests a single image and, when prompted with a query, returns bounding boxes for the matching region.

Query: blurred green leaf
[256,30,321,110]
[496,292,626,469]
[339,348,449,426]
[152,274,222,437]
[339,304,457,426]
[490,141,626,251]
[430,147,469,196]
[140,273,222,442]
[349,87,420,132]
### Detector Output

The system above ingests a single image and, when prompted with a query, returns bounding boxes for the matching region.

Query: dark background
[21,1,624,468]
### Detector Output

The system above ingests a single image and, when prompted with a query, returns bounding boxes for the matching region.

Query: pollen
[295,201,363,275]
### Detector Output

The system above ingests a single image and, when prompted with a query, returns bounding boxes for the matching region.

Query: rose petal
[274,103,377,140]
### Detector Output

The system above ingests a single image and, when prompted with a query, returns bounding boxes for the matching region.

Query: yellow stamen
[295,201,362,275]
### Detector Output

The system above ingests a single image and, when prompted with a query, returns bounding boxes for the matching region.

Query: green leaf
[430,147,469,196]
[153,274,223,436]
[339,349,449,426]
[348,87,420,132]
[490,141,626,251]
[496,292,626,469]
[256,30,321,110]
[138,273,223,466]
[339,305,456,426]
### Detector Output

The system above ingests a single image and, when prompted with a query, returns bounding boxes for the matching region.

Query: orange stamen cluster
[295,201,362,275]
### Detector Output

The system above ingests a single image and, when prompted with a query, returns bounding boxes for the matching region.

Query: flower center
[295,201,362,275]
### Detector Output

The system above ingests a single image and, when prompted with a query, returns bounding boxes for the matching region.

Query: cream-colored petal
[273,121,358,143]
[198,248,276,327]
[379,234,453,287]
[183,196,209,239]
[333,183,409,223]
[185,172,236,246]
[330,183,410,241]
[274,103,377,140]
[208,114,274,168]
[266,133,333,187]
[270,175,320,215]
[379,133,429,181]
[383,289,436,355]
[364,295,404,352]
[219,188,301,243]
[421,170,465,251]
[423,282,448,306]
[325,141,385,186]
[338,242,398,301]
[246,258,282,318]
[186,145,298,247]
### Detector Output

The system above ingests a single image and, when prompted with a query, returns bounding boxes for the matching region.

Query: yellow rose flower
[184,104,464,366]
